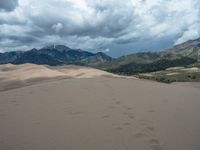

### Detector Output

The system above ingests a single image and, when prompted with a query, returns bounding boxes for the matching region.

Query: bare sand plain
[0,64,200,150]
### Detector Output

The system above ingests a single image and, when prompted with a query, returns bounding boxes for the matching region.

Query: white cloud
[102,48,110,53]
[52,23,63,33]
[0,0,199,55]
[175,24,200,45]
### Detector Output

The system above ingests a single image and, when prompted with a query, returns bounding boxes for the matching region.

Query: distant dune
[0,64,125,91]
[0,64,67,80]
[48,65,118,78]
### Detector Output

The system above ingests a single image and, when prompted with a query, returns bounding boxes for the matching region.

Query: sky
[0,0,200,57]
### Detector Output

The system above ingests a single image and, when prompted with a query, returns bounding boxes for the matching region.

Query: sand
[48,65,118,78]
[172,82,200,89]
[0,64,200,150]
[0,64,122,91]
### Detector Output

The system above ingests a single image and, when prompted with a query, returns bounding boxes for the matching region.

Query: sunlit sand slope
[0,64,122,91]
[0,77,200,150]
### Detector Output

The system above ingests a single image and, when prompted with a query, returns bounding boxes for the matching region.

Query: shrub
[192,76,196,79]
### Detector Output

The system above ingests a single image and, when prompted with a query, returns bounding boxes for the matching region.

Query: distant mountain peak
[31,48,38,51]
[96,52,107,56]
[95,52,112,60]
[0,45,112,66]
[41,45,84,53]
[42,45,72,52]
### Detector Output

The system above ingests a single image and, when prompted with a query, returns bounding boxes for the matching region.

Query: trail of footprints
[134,109,163,150]
[103,97,136,130]
[135,119,163,150]
[102,96,163,150]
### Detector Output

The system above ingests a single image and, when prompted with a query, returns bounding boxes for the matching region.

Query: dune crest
[0,64,66,81]
[49,65,117,78]
[0,64,125,91]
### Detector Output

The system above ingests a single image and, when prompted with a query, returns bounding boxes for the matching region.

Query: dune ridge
[0,64,128,91]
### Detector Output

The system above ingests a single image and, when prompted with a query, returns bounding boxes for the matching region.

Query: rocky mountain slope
[96,38,200,74]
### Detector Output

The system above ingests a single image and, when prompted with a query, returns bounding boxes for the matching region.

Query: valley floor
[0,75,200,150]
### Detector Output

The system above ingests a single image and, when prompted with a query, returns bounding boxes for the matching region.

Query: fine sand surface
[0,71,200,150]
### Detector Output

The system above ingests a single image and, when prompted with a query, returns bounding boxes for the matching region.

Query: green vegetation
[96,52,160,70]
[105,57,197,75]
[95,38,200,84]
[137,67,200,83]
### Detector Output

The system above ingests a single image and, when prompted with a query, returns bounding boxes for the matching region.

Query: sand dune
[0,64,67,80]
[0,77,200,150]
[48,65,118,78]
[0,64,200,150]
[0,64,66,91]
[0,64,121,91]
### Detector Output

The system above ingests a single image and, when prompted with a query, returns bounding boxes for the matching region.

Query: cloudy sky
[0,0,200,57]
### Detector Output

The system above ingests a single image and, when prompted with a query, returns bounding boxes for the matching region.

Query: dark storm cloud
[0,0,18,12]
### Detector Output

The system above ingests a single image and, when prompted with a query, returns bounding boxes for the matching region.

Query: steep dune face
[0,64,119,91]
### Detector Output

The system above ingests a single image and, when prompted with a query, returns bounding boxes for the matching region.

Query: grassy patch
[137,67,200,83]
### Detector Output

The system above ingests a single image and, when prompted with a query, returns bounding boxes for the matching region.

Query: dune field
[0,64,200,150]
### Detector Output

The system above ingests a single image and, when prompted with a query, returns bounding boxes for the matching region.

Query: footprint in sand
[69,111,82,115]
[146,126,155,132]
[128,115,135,119]
[122,122,130,126]
[122,112,132,115]
[145,138,160,144]
[122,112,135,119]
[148,110,155,113]
[124,106,133,111]
[64,109,82,115]
[137,120,163,150]
[102,115,110,119]
[115,127,123,130]
[115,101,121,105]
[135,133,163,150]
[139,120,156,133]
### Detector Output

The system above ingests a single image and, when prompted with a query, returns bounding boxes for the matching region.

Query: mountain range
[0,38,200,74]
[0,45,112,66]
[96,38,200,74]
